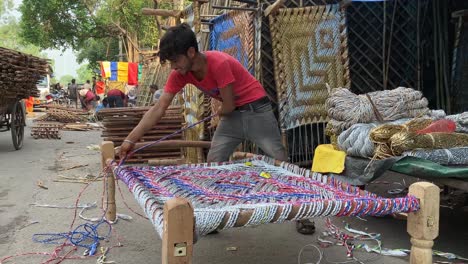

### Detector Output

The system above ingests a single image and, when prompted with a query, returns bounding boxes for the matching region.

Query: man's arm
[218,84,236,115]
[120,92,175,157]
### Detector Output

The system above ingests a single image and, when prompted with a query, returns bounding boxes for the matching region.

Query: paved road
[0,117,467,263]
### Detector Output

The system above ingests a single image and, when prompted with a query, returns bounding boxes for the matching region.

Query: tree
[19,0,99,50]
[0,0,13,17]
[76,38,119,71]
[76,64,94,84]
[0,16,46,58]
[19,0,161,61]
[59,75,75,85]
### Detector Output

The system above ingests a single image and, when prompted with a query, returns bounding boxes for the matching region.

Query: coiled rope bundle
[326,87,429,135]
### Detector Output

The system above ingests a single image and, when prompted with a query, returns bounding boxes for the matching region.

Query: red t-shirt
[164,51,266,106]
[96,81,105,94]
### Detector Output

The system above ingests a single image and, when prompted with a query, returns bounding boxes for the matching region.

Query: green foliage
[76,64,94,83]
[0,0,13,17]
[19,0,98,50]
[59,75,75,85]
[19,0,162,61]
[76,37,119,70]
[0,16,46,58]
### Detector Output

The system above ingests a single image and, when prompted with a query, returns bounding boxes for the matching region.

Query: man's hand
[119,140,135,160]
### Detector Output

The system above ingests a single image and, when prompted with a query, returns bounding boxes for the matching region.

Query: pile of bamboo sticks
[44,105,90,116]
[99,106,186,163]
[0,47,49,103]
[34,109,86,123]
[31,122,62,139]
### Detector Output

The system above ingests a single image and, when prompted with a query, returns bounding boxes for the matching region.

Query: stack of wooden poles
[31,122,62,139]
[99,106,187,163]
[0,47,49,101]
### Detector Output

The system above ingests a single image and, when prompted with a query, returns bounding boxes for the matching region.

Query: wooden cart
[0,47,49,149]
[0,97,25,150]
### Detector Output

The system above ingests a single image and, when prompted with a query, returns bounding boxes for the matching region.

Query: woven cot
[269,4,350,129]
[101,141,440,264]
[114,155,418,238]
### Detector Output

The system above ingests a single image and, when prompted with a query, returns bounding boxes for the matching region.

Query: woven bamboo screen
[269,4,350,130]
[209,11,256,74]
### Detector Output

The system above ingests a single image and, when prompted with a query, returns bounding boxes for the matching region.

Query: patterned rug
[114,155,419,238]
[269,4,350,129]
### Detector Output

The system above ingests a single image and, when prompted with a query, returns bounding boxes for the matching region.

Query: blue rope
[32,220,111,256]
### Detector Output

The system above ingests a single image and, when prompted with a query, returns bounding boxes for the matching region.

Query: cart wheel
[11,100,25,150]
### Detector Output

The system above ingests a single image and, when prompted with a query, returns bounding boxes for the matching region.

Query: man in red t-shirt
[120,23,287,163]
[118,23,316,235]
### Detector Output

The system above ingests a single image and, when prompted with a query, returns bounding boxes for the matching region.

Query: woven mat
[269,4,350,129]
[114,155,418,238]
[209,11,255,74]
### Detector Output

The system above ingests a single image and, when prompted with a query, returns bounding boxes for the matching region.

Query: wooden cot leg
[100,141,117,222]
[162,198,194,264]
[407,182,440,264]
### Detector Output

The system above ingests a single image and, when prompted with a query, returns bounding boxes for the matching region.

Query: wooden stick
[148,158,184,166]
[114,140,211,153]
[101,141,117,222]
[233,0,258,5]
[264,0,286,17]
[407,182,439,264]
[211,5,257,11]
[141,8,183,18]
[162,198,194,264]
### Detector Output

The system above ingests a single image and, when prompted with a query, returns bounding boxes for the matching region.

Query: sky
[12,0,83,79]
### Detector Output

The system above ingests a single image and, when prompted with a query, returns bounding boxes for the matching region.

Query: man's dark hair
[102,98,108,107]
[86,80,90,83]
[71,79,76,84]
[149,84,158,90]
[159,23,198,63]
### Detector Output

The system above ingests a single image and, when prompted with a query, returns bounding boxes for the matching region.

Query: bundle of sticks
[99,106,186,163]
[34,109,85,123]
[0,47,49,102]
[31,122,62,139]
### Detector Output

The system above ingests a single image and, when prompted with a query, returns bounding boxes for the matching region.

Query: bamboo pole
[263,0,286,17]
[141,8,183,18]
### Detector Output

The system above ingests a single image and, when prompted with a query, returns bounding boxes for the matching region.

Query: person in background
[83,80,92,92]
[149,84,162,105]
[95,97,108,113]
[95,76,106,102]
[68,79,79,108]
[92,77,97,94]
[106,88,126,108]
[127,87,137,107]
[79,87,97,110]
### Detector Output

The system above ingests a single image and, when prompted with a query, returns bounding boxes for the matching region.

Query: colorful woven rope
[209,11,255,74]
[269,4,350,129]
[113,155,419,238]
